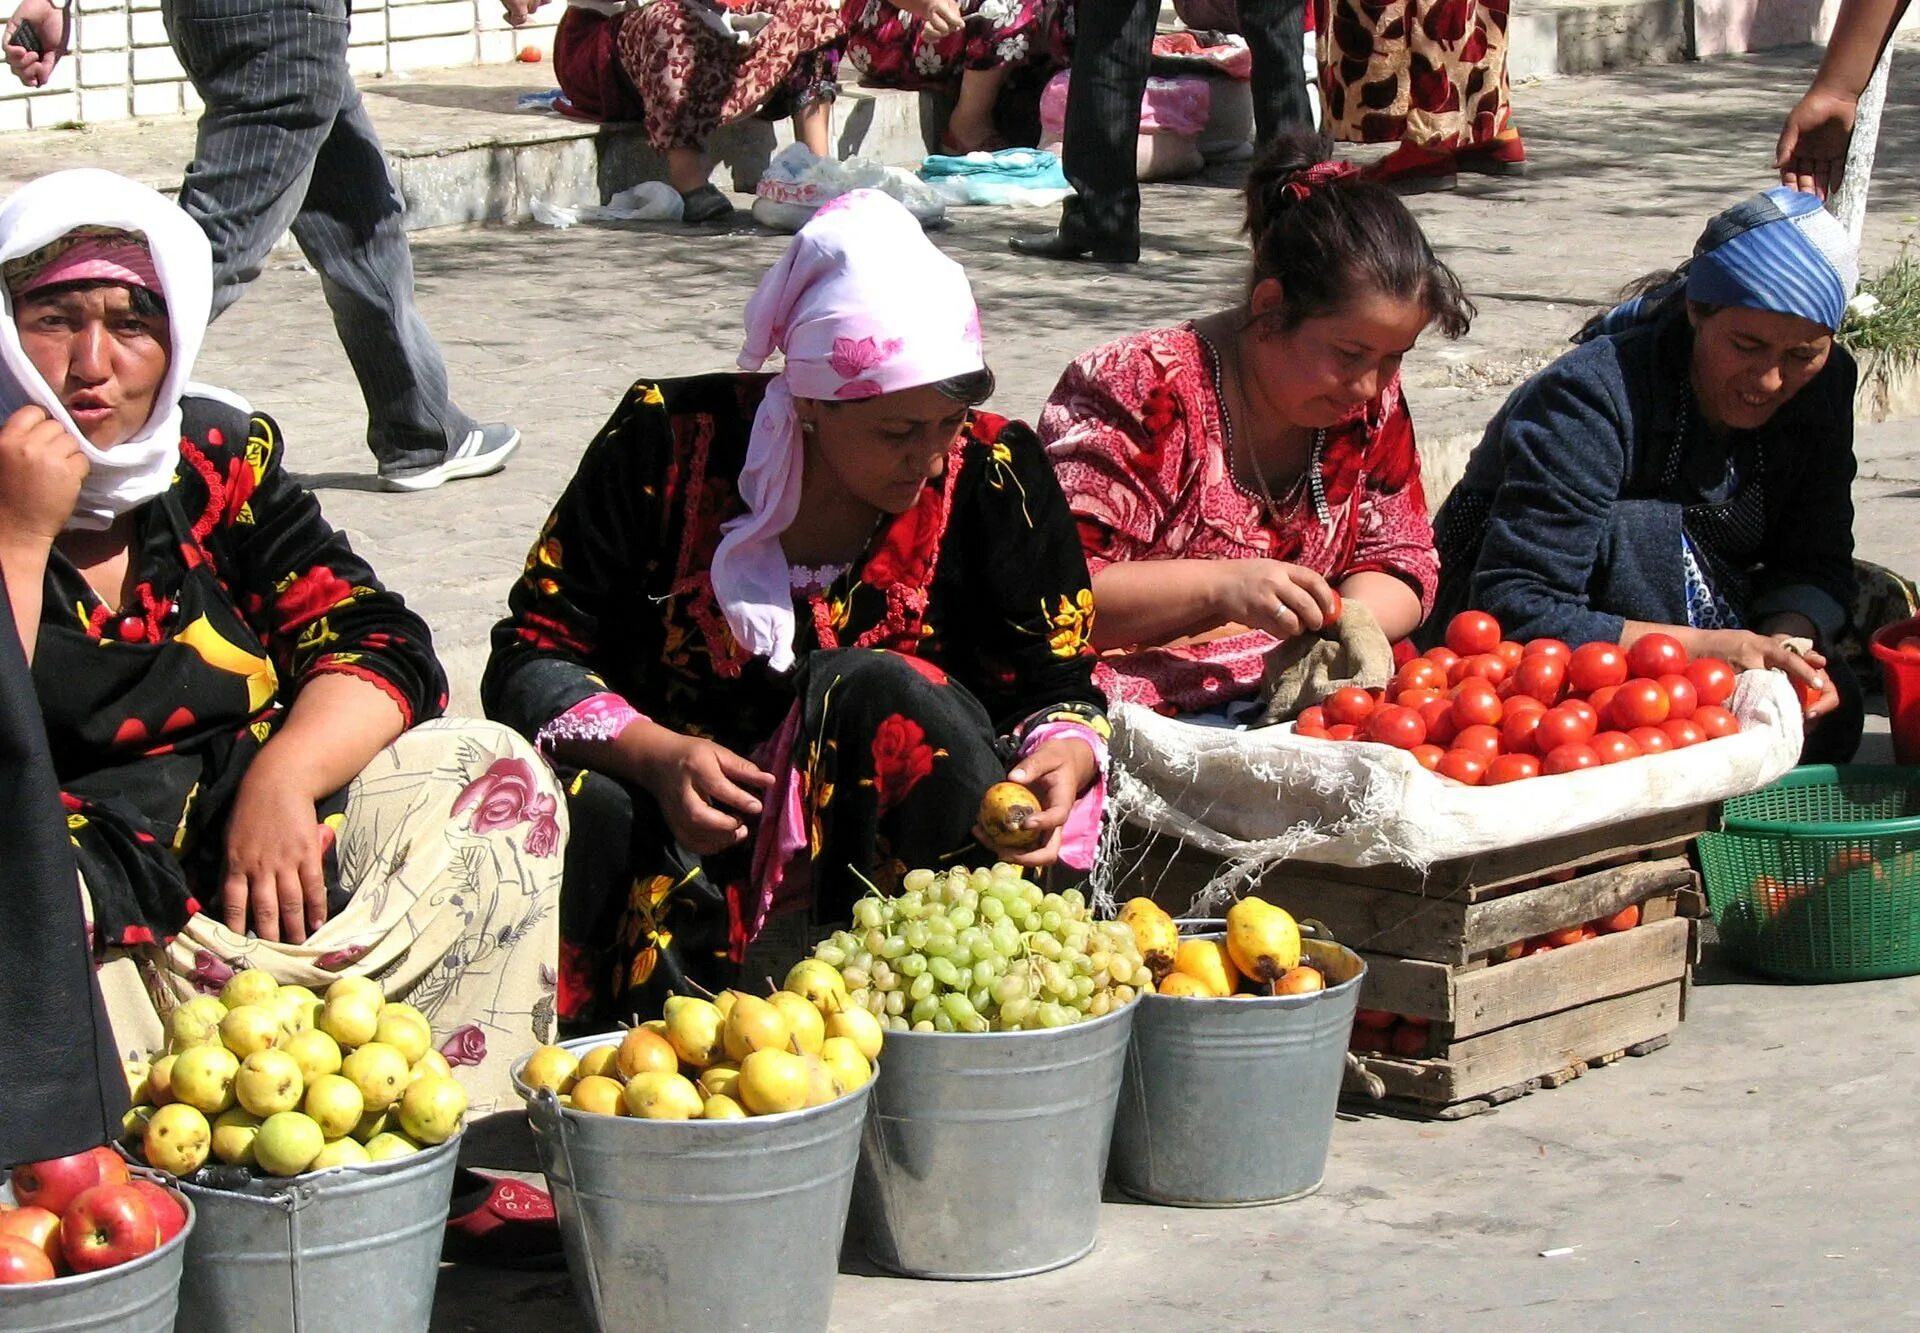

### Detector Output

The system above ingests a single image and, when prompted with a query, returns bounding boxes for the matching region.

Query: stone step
[1508,0,1692,82]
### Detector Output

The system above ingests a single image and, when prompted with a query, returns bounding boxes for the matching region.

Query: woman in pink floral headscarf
[485,191,1108,1027]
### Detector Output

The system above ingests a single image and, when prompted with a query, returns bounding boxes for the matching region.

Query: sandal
[441,1169,567,1270]
[1361,142,1457,193]
[679,184,737,225]
[1456,126,1528,177]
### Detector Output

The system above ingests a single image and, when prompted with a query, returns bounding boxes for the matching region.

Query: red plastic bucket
[1869,615,1920,763]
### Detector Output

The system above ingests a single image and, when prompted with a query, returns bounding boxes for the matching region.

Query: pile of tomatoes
[1292,610,1742,786]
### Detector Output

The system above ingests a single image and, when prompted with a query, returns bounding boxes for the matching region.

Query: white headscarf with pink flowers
[714,190,985,672]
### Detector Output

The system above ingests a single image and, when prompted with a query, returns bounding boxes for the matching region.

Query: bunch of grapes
[810,864,1147,1033]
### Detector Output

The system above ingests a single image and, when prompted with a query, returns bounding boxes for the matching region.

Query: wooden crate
[1116,805,1716,1117]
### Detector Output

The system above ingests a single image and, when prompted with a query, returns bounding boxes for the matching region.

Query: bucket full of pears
[119,970,468,1333]
[1108,896,1366,1207]
[512,959,881,1333]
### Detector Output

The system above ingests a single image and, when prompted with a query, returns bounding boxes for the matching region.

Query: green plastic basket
[1697,765,1920,982]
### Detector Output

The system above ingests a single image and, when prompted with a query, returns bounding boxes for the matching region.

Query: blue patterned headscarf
[1585,187,1859,339]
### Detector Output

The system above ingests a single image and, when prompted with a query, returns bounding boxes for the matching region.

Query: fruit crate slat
[1356,916,1691,1035]
[1347,979,1684,1106]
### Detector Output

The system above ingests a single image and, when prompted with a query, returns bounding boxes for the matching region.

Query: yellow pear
[410,1050,453,1084]
[220,968,280,1009]
[304,1074,366,1140]
[977,781,1046,853]
[736,1049,810,1115]
[621,1071,703,1120]
[235,1048,305,1117]
[210,1107,263,1166]
[696,1064,741,1100]
[769,991,825,1055]
[341,1042,410,1111]
[819,1036,872,1094]
[373,1008,433,1065]
[1117,898,1180,982]
[324,975,384,1008]
[1172,939,1239,998]
[616,1027,679,1079]
[311,1137,371,1171]
[170,1043,241,1113]
[1156,971,1215,999]
[569,1075,625,1116]
[254,1111,326,1177]
[363,1132,420,1161]
[800,1055,839,1108]
[168,995,229,1051]
[1225,896,1302,985]
[662,995,726,1067]
[701,1094,747,1120]
[396,1074,468,1144]
[823,1007,883,1062]
[520,1045,580,1096]
[219,1003,283,1058]
[280,1029,343,1086]
[722,993,791,1063]
[783,959,850,1016]
[576,1045,621,1081]
[145,1103,212,1175]
[714,991,739,1022]
[319,996,380,1050]
[146,1053,179,1107]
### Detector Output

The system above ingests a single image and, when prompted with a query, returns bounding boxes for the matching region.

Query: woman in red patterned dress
[1041,134,1472,717]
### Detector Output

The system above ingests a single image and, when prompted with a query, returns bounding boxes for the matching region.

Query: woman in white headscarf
[485,190,1109,1028]
[0,169,565,1118]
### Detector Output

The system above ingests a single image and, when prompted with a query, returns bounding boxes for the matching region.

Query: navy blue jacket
[1430,305,1857,647]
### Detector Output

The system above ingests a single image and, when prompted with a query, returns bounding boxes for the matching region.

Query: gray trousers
[162,0,470,468]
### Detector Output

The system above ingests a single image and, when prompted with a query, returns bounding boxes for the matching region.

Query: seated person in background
[507,0,846,222]
[483,191,1108,1029]
[841,0,1071,153]
[0,170,564,1112]
[1040,133,1472,717]
[1429,187,1862,763]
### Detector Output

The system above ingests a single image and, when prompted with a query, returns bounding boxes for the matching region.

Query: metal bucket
[513,1033,870,1333]
[852,1001,1135,1279]
[172,1133,460,1333]
[1110,939,1365,1206]
[0,1183,193,1333]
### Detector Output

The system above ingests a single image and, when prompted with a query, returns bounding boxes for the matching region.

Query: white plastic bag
[1100,669,1805,899]
[752,144,945,233]
[585,182,685,223]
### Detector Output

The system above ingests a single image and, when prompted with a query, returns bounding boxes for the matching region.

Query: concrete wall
[0,0,561,133]
[1693,0,1920,58]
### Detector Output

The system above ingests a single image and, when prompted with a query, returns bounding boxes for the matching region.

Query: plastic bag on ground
[753,143,946,232]
[530,197,580,228]
[585,181,686,222]
[918,148,1071,207]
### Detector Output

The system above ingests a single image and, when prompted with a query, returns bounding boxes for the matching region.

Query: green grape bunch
[809,864,1147,1033]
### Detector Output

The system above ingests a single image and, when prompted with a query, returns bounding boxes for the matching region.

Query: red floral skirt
[1317,0,1511,148]
[840,0,1070,89]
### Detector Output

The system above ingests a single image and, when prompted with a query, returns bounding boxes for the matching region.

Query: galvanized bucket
[1110,939,1365,1206]
[0,1180,193,1333]
[172,1133,460,1333]
[513,1033,871,1333]
[852,1001,1135,1280]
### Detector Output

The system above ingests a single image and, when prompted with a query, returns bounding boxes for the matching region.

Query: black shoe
[1007,226,1140,264]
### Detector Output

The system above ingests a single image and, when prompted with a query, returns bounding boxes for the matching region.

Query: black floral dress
[483,374,1107,1025]
[35,394,446,950]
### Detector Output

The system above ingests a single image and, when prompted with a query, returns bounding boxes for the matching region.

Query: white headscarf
[0,169,213,532]
[714,190,984,671]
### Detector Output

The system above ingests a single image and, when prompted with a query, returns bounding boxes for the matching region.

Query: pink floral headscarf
[713,190,985,671]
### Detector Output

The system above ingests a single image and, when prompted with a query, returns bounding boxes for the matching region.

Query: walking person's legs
[1238,0,1316,142]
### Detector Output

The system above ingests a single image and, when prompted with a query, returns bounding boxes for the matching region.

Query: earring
[800,421,816,437]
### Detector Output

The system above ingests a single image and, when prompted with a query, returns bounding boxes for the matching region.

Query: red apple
[59,1185,159,1275]
[0,1205,62,1270]
[0,1234,55,1285]
[124,1180,188,1246]
[11,1146,128,1219]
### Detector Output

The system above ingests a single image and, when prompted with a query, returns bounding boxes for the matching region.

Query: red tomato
[1503,695,1548,720]
[1610,679,1671,729]
[1693,705,1739,739]
[1423,646,1460,673]
[1511,655,1566,705]
[1452,724,1502,761]
[1417,698,1459,746]
[1435,750,1488,785]
[1662,718,1704,748]
[1533,704,1596,753]
[1595,903,1640,933]
[1324,686,1377,727]
[1449,652,1508,687]
[1626,632,1688,679]
[1445,610,1503,657]
[1451,679,1504,729]
[1325,723,1358,741]
[1486,754,1541,784]
[1685,657,1736,706]
[1493,640,1526,671]
[1542,925,1586,948]
[1561,699,1598,734]
[1392,660,1445,695]
[1294,723,1328,739]
[1396,687,1444,708]
[1586,684,1621,724]
[1500,708,1546,755]
[1325,590,1344,625]
[1628,725,1674,754]
[1657,673,1698,720]
[1524,638,1571,663]
[1410,744,1445,771]
[1567,642,1628,693]
[1542,742,1601,774]
[1366,705,1428,750]
[1591,731,1641,764]
[1296,706,1327,731]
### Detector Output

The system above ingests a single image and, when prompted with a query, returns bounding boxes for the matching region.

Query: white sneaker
[378,424,521,492]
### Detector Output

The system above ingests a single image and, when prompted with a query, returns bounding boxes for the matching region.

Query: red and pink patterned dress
[1040,323,1438,715]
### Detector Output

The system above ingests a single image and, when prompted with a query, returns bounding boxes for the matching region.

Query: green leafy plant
[1840,242,1920,372]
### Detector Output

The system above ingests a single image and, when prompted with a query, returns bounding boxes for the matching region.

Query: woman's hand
[975,737,1098,869]
[0,405,86,553]
[1688,628,1838,722]
[894,0,963,37]
[1213,559,1340,641]
[1775,86,1860,199]
[222,755,327,944]
[499,0,547,27]
[625,722,775,856]
[3,0,67,88]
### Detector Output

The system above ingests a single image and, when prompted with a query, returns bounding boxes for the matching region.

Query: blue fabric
[1684,186,1852,331]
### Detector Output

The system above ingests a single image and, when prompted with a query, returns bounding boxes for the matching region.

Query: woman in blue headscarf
[1429,187,1863,762]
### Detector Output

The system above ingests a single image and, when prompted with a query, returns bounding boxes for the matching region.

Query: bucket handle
[248,1179,322,1330]
[529,1088,606,1331]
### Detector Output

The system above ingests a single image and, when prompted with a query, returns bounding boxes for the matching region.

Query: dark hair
[933,366,995,405]
[1243,131,1472,339]
[19,278,169,320]
[1571,266,1705,343]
